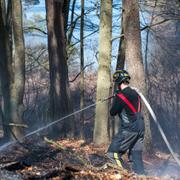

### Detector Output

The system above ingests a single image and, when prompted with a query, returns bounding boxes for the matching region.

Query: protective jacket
[110,87,144,132]
[108,86,145,153]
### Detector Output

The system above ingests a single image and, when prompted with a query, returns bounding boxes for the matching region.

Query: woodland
[0,0,180,179]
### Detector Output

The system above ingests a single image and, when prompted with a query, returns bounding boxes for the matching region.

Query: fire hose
[1,88,180,168]
[132,87,180,167]
[0,96,114,152]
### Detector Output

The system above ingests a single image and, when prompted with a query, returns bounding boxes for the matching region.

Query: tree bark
[123,0,153,152]
[63,0,70,33]
[93,0,112,145]
[10,0,25,139]
[0,0,9,139]
[46,0,74,137]
[67,0,76,46]
[80,0,85,138]
[116,8,125,70]
[110,8,126,139]
[0,0,25,140]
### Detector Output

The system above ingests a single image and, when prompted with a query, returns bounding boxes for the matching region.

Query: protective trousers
[108,129,145,174]
[131,150,145,174]
[108,130,142,153]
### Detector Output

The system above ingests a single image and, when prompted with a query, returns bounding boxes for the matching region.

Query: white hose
[132,87,180,167]
[1,87,180,168]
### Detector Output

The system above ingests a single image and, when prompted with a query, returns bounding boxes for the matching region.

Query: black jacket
[110,87,144,132]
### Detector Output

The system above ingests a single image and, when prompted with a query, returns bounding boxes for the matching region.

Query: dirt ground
[0,136,179,180]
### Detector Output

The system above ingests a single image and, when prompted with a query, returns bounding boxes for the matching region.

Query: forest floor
[0,136,179,180]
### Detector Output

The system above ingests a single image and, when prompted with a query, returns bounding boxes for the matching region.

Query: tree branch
[71,29,99,47]
[69,62,95,83]
[141,19,170,31]
[111,34,124,42]
[24,26,47,35]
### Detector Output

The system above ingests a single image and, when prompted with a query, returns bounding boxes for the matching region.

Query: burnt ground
[0,136,179,180]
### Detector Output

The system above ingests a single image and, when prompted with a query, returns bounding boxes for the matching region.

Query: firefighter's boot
[107,152,125,168]
[131,150,145,175]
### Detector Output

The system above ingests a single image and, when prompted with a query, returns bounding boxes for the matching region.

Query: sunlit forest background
[0,0,180,179]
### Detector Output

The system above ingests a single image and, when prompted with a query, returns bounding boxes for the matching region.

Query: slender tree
[63,0,70,33]
[67,0,76,46]
[116,8,125,70]
[93,0,112,145]
[80,0,85,138]
[45,0,74,137]
[123,0,153,152]
[110,8,126,138]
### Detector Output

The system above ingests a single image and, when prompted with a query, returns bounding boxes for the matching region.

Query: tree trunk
[67,0,76,46]
[116,8,125,70]
[0,0,25,140]
[0,90,3,133]
[10,0,25,139]
[123,0,153,152]
[93,0,112,145]
[80,0,84,138]
[46,0,74,137]
[63,0,70,33]
[110,8,126,139]
[0,0,11,140]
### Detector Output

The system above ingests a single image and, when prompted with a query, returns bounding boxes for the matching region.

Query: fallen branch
[1,123,28,128]
[23,168,60,180]
[44,138,128,174]
[44,137,67,150]
[0,161,26,171]
[8,123,28,128]
[44,137,91,168]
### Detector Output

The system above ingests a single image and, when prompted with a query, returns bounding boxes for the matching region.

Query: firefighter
[107,69,145,175]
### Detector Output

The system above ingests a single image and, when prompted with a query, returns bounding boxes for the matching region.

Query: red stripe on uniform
[117,93,140,113]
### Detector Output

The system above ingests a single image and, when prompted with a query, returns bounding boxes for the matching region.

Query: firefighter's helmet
[113,69,131,84]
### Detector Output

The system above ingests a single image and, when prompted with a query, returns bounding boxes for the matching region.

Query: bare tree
[10,0,26,139]
[116,8,125,70]
[67,0,76,46]
[0,0,11,140]
[93,0,112,145]
[143,0,180,152]
[63,0,70,33]
[45,0,74,137]
[0,0,25,140]
[79,0,85,138]
[123,0,153,152]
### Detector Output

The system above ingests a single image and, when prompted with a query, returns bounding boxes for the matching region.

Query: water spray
[132,87,180,167]
[1,88,179,168]
[0,95,114,152]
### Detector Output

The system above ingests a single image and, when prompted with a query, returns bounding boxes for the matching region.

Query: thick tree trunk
[0,0,25,140]
[123,0,153,152]
[0,0,11,140]
[46,0,74,137]
[10,0,25,139]
[93,0,112,145]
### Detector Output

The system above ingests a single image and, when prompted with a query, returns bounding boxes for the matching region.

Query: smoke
[146,159,180,179]
[0,141,16,152]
